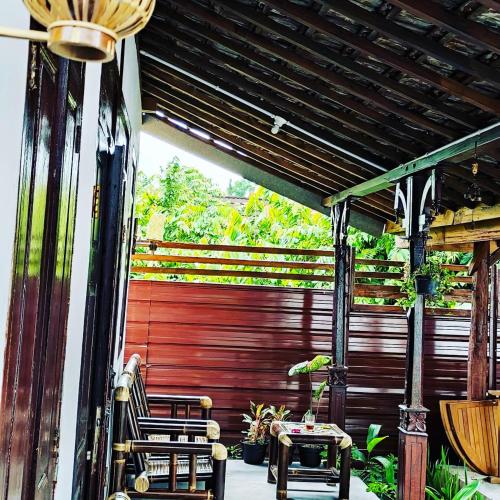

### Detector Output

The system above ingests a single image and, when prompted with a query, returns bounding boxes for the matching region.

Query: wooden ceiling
[139,0,500,228]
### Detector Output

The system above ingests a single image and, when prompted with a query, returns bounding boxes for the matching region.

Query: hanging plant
[397,257,454,310]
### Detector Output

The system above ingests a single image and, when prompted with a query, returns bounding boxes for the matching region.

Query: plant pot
[298,444,322,468]
[415,275,438,296]
[242,441,268,465]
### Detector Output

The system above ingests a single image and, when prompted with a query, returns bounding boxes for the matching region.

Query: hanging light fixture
[0,0,156,63]
[464,142,482,203]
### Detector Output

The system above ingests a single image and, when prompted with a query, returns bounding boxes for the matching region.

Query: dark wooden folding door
[72,62,137,500]
[0,45,84,500]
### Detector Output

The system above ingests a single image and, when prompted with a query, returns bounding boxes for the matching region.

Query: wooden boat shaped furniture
[108,354,227,499]
[440,394,500,481]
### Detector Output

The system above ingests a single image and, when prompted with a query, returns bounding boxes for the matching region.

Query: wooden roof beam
[140,61,396,196]
[207,0,458,138]
[262,0,500,116]
[142,78,396,209]
[165,0,454,139]
[155,6,440,149]
[148,12,437,147]
[142,44,386,175]
[143,27,413,161]
[388,0,500,54]
[324,121,500,206]
[320,0,500,87]
[142,57,392,206]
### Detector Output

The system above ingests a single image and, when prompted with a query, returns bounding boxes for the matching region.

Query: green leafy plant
[288,355,331,418]
[227,444,242,460]
[353,424,396,500]
[268,404,292,423]
[426,447,481,500]
[241,401,272,444]
[397,257,454,310]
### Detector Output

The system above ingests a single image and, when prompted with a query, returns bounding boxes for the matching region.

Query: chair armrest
[128,439,226,458]
[138,416,220,440]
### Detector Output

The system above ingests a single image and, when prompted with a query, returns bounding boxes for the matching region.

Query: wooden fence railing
[131,240,472,312]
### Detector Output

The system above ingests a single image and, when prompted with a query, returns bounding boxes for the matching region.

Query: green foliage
[288,355,332,376]
[268,404,292,423]
[241,402,292,444]
[227,444,242,460]
[353,424,396,500]
[241,401,272,445]
[134,158,471,297]
[227,178,256,197]
[397,256,456,310]
[288,354,331,417]
[426,448,481,500]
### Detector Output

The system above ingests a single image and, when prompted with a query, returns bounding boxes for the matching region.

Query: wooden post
[468,241,490,400]
[329,199,351,430]
[395,173,434,500]
[489,265,498,391]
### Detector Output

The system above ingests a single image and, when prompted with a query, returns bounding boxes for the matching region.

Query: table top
[271,420,352,448]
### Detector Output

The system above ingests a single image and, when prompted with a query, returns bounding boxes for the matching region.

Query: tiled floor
[225,460,379,500]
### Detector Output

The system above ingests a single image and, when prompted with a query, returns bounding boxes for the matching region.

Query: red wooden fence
[125,280,475,454]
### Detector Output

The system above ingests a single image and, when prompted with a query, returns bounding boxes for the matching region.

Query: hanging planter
[397,257,455,310]
[415,275,438,296]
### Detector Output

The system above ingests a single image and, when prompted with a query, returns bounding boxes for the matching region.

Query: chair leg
[268,435,278,483]
[212,457,226,500]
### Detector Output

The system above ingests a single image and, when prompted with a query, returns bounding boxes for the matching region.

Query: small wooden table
[267,421,352,500]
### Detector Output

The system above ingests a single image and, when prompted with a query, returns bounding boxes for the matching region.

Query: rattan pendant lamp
[0,0,155,62]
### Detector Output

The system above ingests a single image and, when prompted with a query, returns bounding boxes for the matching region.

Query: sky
[139,131,241,190]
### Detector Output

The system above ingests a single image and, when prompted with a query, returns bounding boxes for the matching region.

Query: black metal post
[329,199,351,430]
[395,173,436,500]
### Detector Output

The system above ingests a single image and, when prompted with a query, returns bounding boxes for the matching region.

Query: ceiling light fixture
[271,116,287,135]
[0,0,155,63]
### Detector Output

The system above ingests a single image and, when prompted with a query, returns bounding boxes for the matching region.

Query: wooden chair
[440,394,500,481]
[108,354,227,499]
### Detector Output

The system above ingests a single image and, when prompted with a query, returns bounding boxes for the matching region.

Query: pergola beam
[388,0,500,54]
[262,0,500,116]
[324,122,500,207]
[207,0,456,139]
[156,3,441,150]
[320,0,500,87]
[142,31,408,163]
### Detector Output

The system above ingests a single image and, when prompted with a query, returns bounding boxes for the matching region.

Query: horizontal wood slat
[126,280,486,456]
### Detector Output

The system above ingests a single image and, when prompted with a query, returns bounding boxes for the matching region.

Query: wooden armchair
[108,354,227,499]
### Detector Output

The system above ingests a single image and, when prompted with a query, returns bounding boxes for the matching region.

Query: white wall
[0,1,30,401]
[53,63,102,500]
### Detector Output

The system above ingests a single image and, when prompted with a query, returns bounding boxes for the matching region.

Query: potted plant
[288,355,331,468]
[241,401,271,465]
[268,404,294,463]
[397,257,454,310]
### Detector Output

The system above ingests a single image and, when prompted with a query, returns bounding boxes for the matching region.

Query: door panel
[72,63,136,500]
[0,45,83,500]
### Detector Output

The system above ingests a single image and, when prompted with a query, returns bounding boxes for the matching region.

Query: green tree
[227,178,256,197]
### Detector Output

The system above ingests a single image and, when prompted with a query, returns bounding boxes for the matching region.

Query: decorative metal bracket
[394,169,441,240]
[332,198,351,247]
